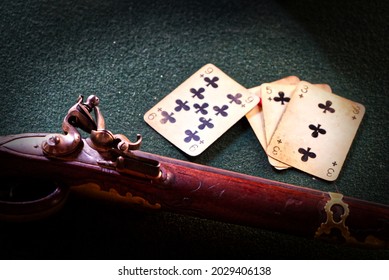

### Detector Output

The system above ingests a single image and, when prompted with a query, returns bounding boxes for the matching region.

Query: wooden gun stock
[0,133,388,249]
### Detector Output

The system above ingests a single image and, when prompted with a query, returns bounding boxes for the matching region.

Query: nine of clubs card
[144,64,259,156]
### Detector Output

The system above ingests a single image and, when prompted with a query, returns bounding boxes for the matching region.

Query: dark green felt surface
[0,0,388,259]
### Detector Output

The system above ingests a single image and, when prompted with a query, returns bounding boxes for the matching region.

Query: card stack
[144,64,365,181]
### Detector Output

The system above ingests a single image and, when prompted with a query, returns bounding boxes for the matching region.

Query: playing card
[267,81,365,181]
[262,83,332,169]
[248,81,333,170]
[144,64,259,156]
[246,76,300,151]
[262,83,299,170]
[246,76,300,169]
[262,83,297,145]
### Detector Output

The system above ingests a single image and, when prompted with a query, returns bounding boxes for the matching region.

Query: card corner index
[143,109,153,123]
[186,146,204,157]
[202,63,219,73]
[325,173,339,181]
[354,101,366,115]
[260,82,272,89]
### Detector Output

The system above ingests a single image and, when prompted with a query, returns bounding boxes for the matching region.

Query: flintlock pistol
[0,95,388,248]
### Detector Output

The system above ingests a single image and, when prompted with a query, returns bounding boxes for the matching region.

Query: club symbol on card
[190,87,205,99]
[184,130,200,143]
[204,76,219,88]
[198,117,214,130]
[193,103,209,115]
[318,100,335,113]
[274,91,290,105]
[298,147,316,162]
[175,99,190,112]
[227,93,243,105]
[309,124,326,138]
[160,111,176,124]
[213,105,229,117]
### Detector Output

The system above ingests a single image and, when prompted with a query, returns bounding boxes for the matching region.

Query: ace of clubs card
[144,64,259,156]
[267,81,365,181]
